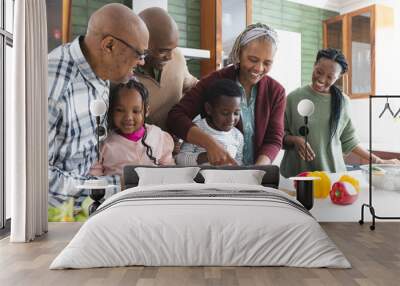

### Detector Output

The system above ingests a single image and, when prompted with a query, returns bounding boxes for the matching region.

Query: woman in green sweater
[280,48,399,178]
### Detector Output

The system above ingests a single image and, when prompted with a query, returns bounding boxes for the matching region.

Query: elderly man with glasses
[135,7,198,134]
[47,3,149,217]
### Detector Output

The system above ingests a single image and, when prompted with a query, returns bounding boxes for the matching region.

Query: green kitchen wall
[168,0,201,78]
[70,0,337,83]
[71,0,132,39]
[252,0,338,86]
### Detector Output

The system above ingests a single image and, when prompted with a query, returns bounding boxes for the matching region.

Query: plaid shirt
[48,37,120,208]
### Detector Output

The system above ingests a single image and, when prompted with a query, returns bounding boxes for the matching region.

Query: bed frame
[123,165,280,189]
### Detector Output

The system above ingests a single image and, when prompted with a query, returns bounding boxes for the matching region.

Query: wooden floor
[0,222,399,286]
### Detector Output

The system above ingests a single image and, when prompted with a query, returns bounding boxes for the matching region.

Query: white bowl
[360,164,400,191]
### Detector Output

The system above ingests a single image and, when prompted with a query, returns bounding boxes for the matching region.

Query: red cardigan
[167,65,286,162]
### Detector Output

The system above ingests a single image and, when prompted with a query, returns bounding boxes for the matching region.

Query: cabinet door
[221,0,247,67]
[349,8,374,98]
[324,16,347,93]
[324,5,377,98]
[200,0,252,77]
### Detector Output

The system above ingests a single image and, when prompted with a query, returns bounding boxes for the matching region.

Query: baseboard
[0,218,11,239]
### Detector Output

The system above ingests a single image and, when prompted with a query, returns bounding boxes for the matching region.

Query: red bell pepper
[330,181,358,205]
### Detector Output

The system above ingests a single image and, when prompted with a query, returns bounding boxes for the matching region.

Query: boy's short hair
[204,79,243,105]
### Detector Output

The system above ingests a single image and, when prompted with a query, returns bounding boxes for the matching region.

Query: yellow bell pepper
[311,171,331,198]
[338,174,360,193]
[296,171,331,199]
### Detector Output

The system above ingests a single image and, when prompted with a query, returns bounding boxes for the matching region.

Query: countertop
[279,170,400,222]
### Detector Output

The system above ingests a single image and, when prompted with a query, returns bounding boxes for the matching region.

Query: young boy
[175,79,244,165]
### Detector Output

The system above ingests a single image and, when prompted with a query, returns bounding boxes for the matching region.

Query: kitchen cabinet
[323,4,394,99]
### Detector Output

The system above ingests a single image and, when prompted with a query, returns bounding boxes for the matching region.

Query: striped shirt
[175,117,244,165]
[48,36,120,208]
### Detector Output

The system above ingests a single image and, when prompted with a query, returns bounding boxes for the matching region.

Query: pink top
[121,126,146,142]
[94,124,175,177]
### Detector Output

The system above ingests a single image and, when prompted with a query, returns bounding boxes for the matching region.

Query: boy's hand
[205,142,237,166]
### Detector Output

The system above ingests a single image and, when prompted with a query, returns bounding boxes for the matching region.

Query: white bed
[50,181,350,269]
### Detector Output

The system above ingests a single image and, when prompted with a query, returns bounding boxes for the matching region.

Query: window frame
[0,0,13,234]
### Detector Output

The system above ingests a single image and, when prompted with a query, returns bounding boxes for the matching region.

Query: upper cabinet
[200,0,252,77]
[221,0,249,67]
[323,4,394,99]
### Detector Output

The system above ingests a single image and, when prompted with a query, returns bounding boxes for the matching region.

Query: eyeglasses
[106,34,147,61]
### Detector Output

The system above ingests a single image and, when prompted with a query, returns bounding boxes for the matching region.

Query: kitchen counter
[279,170,400,222]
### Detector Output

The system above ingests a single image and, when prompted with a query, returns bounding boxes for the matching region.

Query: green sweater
[280,85,360,178]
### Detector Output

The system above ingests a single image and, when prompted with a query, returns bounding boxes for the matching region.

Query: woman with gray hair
[167,23,286,165]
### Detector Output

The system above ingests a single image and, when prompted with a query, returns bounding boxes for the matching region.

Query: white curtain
[7,0,48,242]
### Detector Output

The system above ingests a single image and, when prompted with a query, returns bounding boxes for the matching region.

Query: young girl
[175,79,244,165]
[90,79,175,177]
[281,48,399,178]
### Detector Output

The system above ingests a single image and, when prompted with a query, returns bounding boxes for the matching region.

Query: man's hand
[89,161,104,176]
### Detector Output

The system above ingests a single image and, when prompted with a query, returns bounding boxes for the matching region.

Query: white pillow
[200,169,266,185]
[135,167,200,186]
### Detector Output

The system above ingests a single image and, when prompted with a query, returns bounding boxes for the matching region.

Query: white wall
[269,29,302,95]
[270,30,301,166]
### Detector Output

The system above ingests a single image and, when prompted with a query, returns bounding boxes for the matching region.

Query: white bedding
[50,183,351,269]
